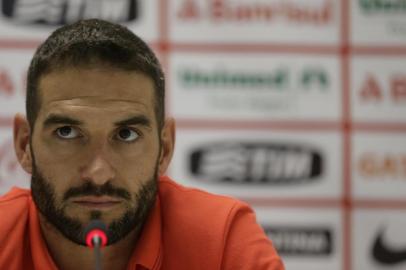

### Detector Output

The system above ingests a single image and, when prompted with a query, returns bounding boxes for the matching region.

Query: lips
[72,196,122,209]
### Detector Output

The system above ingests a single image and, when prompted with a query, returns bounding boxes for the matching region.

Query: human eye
[55,126,81,139]
[115,127,139,142]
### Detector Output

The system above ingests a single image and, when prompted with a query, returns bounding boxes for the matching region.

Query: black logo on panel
[263,226,333,256]
[189,142,323,184]
[372,227,406,265]
[2,0,138,25]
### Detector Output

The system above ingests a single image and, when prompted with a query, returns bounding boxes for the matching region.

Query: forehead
[37,67,156,122]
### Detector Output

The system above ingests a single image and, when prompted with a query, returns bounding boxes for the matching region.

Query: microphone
[84,220,108,270]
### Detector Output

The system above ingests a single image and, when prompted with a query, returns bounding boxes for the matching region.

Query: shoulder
[158,176,246,221]
[158,177,259,235]
[158,178,248,243]
[158,176,249,239]
[0,188,31,253]
[0,188,31,236]
[158,177,284,269]
[0,187,31,233]
[0,187,31,212]
[158,177,251,266]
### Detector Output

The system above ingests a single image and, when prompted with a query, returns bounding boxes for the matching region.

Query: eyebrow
[114,115,152,128]
[43,114,83,127]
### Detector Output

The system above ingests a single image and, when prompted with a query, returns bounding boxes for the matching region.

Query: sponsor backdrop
[0,0,405,269]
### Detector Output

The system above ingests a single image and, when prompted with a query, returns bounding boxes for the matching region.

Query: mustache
[63,181,131,201]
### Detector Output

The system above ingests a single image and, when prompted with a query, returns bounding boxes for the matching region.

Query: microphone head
[84,220,108,248]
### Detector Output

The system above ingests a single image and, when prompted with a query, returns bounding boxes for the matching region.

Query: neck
[38,215,139,270]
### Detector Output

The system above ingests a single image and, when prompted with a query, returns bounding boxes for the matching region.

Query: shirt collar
[127,195,162,270]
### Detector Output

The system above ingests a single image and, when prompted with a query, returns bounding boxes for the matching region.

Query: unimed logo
[360,0,406,13]
[264,226,333,256]
[179,67,329,92]
[189,142,323,184]
[1,0,138,25]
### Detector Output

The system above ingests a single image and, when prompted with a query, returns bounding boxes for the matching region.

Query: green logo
[359,0,406,13]
[179,67,329,91]
[179,68,288,90]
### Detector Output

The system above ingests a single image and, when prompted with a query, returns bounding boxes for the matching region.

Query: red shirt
[0,176,284,270]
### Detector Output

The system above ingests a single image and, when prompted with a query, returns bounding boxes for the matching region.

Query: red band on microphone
[86,229,108,248]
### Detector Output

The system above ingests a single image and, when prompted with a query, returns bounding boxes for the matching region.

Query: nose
[80,153,116,186]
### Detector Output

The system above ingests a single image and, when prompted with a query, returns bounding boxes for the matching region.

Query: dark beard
[30,164,158,246]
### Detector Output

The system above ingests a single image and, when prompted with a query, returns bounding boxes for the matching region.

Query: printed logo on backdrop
[359,0,406,36]
[360,0,406,13]
[178,65,330,113]
[1,0,138,25]
[177,0,333,25]
[263,225,333,256]
[372,226,406,266]
[0,67,20,96]
[358,152,406,181]
[0,65,26,118]
[359,73,406,105]
[0,138,30,194]
[189,142,323,184]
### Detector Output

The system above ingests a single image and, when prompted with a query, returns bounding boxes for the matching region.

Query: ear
[13,113,33,174]
[158,117,175,176]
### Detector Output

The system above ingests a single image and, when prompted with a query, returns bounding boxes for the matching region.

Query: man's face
[29,67,161,245]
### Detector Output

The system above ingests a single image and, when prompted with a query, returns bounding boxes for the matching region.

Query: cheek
[113,137,161,168]
[32,147,82,196]
[33,131,85,169]
[32,163,74,204]
[113,146,160,191]
[114,151,159,185]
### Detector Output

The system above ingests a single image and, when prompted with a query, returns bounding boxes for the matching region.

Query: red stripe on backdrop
[239,198,341,208]
[341,0,352,269]
[159,0,169,43]
[6,35,375,55]
[0,40,41,49]
[175,119,342,130]
[159,0,171,119]
[239,198,406,211]
[159,0,172,176]
[170,43,340,54]
[354,200,406,209]
[353,122,406,132]
[341,0,350,47]
[0,117,13,127]
[352,46,406,55]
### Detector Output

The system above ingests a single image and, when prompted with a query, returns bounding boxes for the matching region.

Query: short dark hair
[26,19,165,130]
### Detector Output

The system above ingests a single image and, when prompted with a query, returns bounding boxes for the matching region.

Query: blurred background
[0,0,405,269]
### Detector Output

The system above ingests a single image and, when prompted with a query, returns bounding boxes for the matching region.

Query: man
[0,19,284,270]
